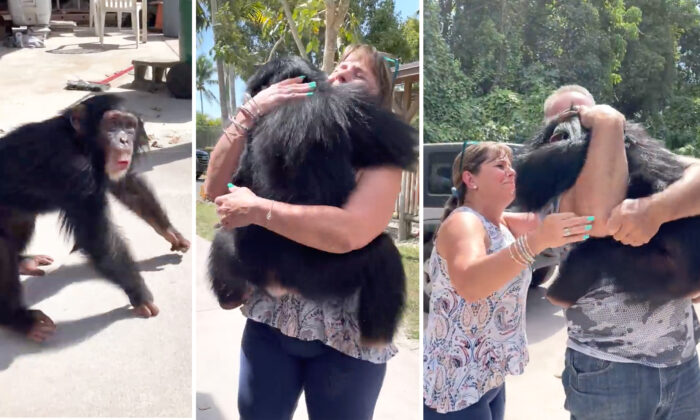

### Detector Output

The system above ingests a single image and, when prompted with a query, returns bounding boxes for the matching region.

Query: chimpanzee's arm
[65,198,153,307]
[109,175,190,252]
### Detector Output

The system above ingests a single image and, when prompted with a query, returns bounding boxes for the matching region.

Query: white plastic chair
[96,0,147,47]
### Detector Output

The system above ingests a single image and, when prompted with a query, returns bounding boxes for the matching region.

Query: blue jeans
[423,385,506,420]
[238,319,387,420]
[562,348,700,420]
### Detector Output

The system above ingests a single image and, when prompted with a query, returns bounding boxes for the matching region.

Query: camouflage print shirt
[541,198,700,367]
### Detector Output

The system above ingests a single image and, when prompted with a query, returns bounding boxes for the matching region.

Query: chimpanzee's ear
[69,104,86,136]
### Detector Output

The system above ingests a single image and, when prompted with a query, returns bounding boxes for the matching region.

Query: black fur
[514,115,700,304]
[209,57,417,342]
[0,94,173,334]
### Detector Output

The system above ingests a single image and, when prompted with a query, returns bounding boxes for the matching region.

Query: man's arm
[559,105,628,237]
[608,157,700,246]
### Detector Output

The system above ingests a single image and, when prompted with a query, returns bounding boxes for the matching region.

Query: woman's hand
[214,185,268,229]
[246,76,316,117]
[528,212,594,253]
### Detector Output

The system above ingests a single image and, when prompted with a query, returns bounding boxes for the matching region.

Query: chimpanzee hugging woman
[204,44,405,419]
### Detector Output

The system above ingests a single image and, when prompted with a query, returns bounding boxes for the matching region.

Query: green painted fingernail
[585,225,592,231]
[306,92,314,96]
[587,216,595,221]
[308,81,317,89]
[227,183,234,188]
[583,234,590,240]
[299,75,306,80]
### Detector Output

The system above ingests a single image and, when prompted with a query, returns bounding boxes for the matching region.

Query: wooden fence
[395,170,419,240]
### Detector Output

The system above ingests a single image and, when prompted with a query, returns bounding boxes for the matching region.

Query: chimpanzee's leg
[209,229,255,309]
[64,200,158,317]
[547,240,606,305]
[357,235,406,344]
[0,210,56,341]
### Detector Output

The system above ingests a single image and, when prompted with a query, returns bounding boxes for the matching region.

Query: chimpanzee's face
[99,110,138,180]
[531,113,586,149]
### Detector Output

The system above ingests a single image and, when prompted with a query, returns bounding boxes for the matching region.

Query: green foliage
[425,0,700,153]
[196,113,222,127]
[207,0,420,81]
[196,55,218,114]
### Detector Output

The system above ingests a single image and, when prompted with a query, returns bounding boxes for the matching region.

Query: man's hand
[607,197,665,246]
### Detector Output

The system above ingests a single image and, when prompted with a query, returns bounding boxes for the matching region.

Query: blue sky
[197,0,419,118]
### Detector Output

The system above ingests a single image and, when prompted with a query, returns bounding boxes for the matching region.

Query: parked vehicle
[422,142,556,312]
[196,149,209,179]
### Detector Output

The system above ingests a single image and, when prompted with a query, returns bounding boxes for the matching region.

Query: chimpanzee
[514,112,700,305]
[0,94,189,342]
[208,56,417,343]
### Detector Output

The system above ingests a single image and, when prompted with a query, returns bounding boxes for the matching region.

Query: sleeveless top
[423,207,532,413]
[242,283,397,364]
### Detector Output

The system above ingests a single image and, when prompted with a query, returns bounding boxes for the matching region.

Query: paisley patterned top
[242,290,397,364]
[423,207,532,413]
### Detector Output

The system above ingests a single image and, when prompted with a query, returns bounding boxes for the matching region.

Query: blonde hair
[338,44,395,111]
[442,142,513,221]
[543,85,595,120]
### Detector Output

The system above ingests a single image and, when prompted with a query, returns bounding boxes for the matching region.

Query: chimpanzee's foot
[26,309,56,342]
[19,255,54,276]
[133,301,160,317]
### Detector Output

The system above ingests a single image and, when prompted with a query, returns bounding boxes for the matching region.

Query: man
[544,85,700,420]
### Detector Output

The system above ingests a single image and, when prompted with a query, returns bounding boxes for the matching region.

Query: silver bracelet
[229,118,250,134]
[514,237,534,265]
[508,243,528,266]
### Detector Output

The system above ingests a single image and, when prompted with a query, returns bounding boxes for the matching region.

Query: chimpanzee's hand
[162,227,190,252]
[214,185,268,229]
[607,197,664,246]
[26,310,56,343]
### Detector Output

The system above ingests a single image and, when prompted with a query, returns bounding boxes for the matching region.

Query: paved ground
[0,28,193,417]
[195,236,421,420]
[422,285,700,420]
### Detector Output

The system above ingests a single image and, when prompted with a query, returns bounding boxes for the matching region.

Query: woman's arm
[216,166,402,254]
[438,212,592,302]
[502,212,540,237]
[203,76,314,200]
[559,105,628,237]
[203,114,249,200]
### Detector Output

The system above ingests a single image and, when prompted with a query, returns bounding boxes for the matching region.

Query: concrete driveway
[195,236,421,420]
[0,29,192,417]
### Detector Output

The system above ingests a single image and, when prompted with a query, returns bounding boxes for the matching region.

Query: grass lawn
[398,243,420,340]
[197,201,218,241]
[196,202,420,340]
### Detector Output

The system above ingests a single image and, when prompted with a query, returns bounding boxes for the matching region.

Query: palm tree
[196,55,218,114]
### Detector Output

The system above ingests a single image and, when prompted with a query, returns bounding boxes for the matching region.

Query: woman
[204,44,405,420]
[423,141,593,419]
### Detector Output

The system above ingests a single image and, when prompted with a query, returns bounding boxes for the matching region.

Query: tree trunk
[209,0,230,130]
[279,0,306,57]
[322,0,350,72]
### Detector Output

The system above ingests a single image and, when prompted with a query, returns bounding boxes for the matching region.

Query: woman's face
[464,152,516,204]
[328,52,380,96]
